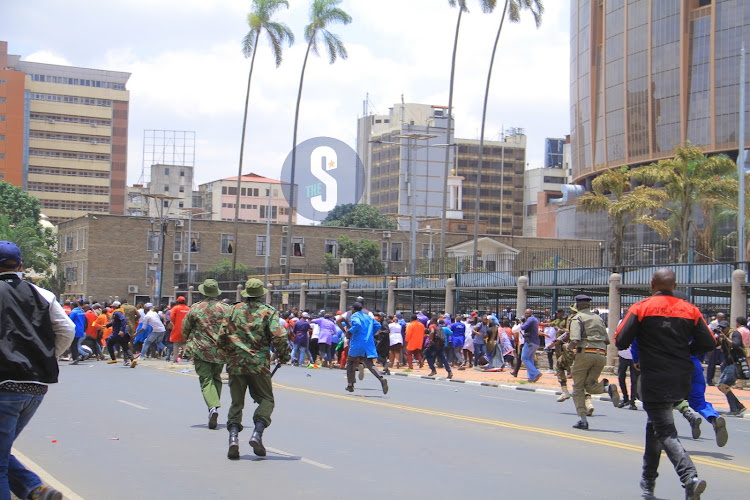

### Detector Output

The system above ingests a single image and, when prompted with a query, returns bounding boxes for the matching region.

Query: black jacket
[0,273,74,383]
[615,291,714,404]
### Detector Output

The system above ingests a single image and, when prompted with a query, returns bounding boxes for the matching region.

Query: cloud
[23,50,72,66]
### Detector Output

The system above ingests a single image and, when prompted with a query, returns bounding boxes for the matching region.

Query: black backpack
[433,325,446,347]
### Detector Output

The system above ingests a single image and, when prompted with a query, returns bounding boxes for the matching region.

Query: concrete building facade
[197,173,294,223]
[56,214,602,303]
[1,41,130,223]
[569,0,750,184]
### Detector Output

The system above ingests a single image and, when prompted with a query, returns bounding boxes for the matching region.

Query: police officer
[219,278,290,460]
[569,294,620,430]
[181,279,229,430]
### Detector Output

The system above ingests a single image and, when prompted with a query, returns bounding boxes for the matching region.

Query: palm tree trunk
[285,38,314,283]
[231,30,260,275]
[438,8,464,274]
[472,0,510,262]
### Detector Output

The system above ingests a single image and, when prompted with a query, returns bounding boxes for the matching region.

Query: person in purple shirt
[311,314,336,368]
[291,313,311,366]
[511,309,542,382]
[417,310,429,327]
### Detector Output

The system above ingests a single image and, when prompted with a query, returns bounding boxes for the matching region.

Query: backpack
[433,325,446,347]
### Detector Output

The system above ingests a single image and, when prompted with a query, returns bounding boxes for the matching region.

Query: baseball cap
[145,302,154,308]
[176,296,186,303]
[0,241,22,267]
[112,301,121,308]
[302,312,310,318]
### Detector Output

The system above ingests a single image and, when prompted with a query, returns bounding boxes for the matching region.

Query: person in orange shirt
[94,308,113,348]
[168,296,191,363]
[405,314,425,369]
[83,304,104,360]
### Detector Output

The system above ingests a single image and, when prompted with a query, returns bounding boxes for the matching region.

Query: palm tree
[577,167,670,266]
[629,144,738,263]
[470,0,543,264]
[285,0,351,282]
[231,0,295,274]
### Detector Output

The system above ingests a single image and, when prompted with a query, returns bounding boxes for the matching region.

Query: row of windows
[29,131,111,145]
[28,166,110,178]
[30,113,111,127]
[29,73,126,91]
[42,200,108,211]
[29,149,110,161]
[30,92,112,107]
[60,230,87,253]
[221,186,280,197]
[28,182,109,196]
[147,233,337,260]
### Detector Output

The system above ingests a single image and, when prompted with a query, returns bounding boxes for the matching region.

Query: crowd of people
[3,232,749,500]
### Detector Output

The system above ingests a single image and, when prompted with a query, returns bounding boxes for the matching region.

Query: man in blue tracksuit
[105,301,136,368]
[68,301,88,365]
[345,302,388,394]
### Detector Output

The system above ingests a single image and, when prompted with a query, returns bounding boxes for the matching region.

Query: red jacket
[170,303,191,342]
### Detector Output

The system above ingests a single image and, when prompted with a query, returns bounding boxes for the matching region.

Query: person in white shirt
[388,316,404,369]
[136,303,167,360]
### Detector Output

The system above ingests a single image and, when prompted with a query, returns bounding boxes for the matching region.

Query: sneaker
[345,385,354,393]
[381,378,389,395]
[130,359,137,368]
[629,401,638,410]
[28,485,62,500]
[208,407,219,430]
[447,371,453,379]
[617,398,630,409]
[726,405,747,416]
[107,359,118,364]
[531,372,543,383]
[640,479,655,498]
[70,358,80,365]
[607,383,621,407]
[572,420,589,430]
[712,416,728,447]
[457,365,465,371]
[683,476,706,499]
[545,369,555,374]
[557,392,571,403]
[358,363,365,380]
[428,370,437,377]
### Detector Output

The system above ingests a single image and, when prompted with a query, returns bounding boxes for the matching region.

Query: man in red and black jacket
[615,268,715,500]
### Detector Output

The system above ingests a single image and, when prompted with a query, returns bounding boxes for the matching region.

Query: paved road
[13,359,750,499]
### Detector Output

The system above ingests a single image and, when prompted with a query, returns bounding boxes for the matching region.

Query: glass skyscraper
[570,0,750,183]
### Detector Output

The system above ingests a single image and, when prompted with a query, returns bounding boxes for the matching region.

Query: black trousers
[346,356,383,385]
[106,333,133,361]
[642,402,698,484]
[618,356,639,401]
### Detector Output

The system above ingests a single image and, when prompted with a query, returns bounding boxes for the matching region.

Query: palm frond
[322,30,347,63]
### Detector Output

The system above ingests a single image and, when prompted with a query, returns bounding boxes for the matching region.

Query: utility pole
[739,43,746,264]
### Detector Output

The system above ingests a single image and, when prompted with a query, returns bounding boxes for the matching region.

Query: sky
[1,0,570,188]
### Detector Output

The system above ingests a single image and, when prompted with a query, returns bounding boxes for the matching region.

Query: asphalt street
[12,359,750,500]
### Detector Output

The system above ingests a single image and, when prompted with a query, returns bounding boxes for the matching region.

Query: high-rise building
[569,1,750,184]
[544,137,565,169]
[1,41,130,223]
[0,42,27,188]
[358,102,526,235]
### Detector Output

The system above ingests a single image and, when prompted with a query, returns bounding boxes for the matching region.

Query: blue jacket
[106,310,129,337]
[450,322,466,348]
[69,307,87,338]
[349,311,377,358]
[134,323,152,344]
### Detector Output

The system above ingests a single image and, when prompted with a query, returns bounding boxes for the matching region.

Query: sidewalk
[384,363,750,418]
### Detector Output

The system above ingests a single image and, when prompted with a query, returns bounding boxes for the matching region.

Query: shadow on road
[686,449,735,461]
[190,424,227,430]
[244,453,301,462]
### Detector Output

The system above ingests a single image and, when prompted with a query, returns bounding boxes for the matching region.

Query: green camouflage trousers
[556,347,575,386]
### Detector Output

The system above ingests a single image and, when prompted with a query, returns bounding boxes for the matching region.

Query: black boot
[249,421,266,457]
[227,424,240,460]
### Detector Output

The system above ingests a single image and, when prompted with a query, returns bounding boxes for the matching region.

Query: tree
[36,271,66,298]
[0,181,42,225]
[576,166,670,266]
[629,144,738,263]
[285,0,352,281]
[205,258,255,282]
[321,204,396,229]
[323,253,339,274]
[0,214,55,274]
[321,203,355,224]
[337,235,384,275]
[716,172,750,260]
[472,0,543,261]
[231,0,295,273]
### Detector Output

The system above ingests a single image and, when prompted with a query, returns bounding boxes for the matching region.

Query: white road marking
[11,447,85,500]
[117,399,148,410]
[478,394,527,403]
[265,446,334,469]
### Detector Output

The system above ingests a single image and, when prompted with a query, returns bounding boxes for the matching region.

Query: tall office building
[1,41,130,223]
[359,102,526,235]
[570,0,750,184]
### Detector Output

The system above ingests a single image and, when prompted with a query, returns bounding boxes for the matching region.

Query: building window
[174,231,183,252]
[421,243,434,259]
[291,237,304,257]
[179,186,185,193]
[81,229,86,249]
[180,170,185,177]
[147,231,161,251]
[390,242,403,262]
[163,200,168,208]
[173,263,183,286]
[324,239,338,258]
[164,168,169,175]
[281,236,288,257]
[381,242,388,261]
[178,202,184,208]
[220,234,234,254]
[75,230,80,250]
[256,235,267,256]
[189,232,200,252]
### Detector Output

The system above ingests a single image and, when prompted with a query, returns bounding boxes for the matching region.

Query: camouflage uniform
[182,299,229,411]
[551,316,574,387]
[219,298,290,431]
